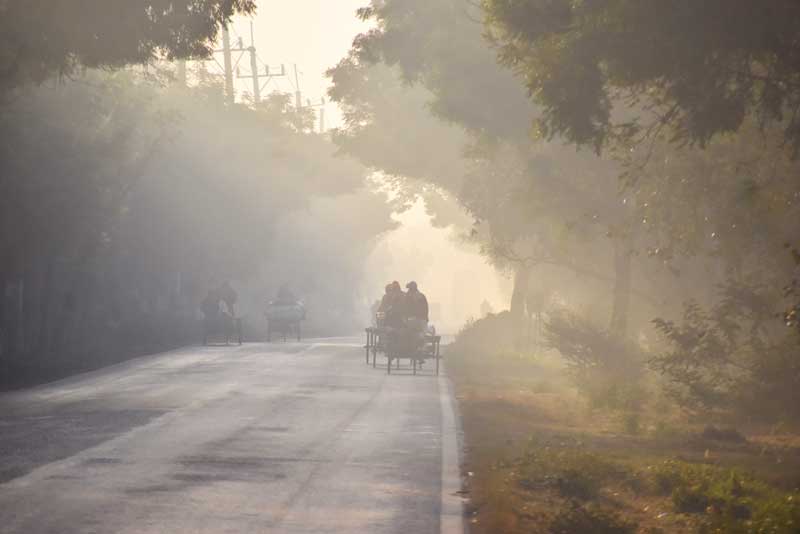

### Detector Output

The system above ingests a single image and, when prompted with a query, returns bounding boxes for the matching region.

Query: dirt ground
[446,348,800,534]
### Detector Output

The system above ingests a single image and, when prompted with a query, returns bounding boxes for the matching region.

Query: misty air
[0,2,799,533]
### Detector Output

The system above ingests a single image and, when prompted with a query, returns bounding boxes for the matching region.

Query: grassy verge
[446,319,800,533]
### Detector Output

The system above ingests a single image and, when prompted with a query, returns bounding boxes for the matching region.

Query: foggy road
[0,340,464,534]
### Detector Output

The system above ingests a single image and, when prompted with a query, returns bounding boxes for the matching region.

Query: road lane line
[438,365,465,534]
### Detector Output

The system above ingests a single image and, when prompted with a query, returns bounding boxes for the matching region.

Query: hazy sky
[227,0,372,129]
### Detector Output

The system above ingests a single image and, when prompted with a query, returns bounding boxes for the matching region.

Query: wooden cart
[365,326,441,375]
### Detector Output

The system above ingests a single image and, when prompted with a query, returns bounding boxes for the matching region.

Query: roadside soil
[446,347,800,533]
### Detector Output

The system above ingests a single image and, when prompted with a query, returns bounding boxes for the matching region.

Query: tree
[0,68,394,382]
[0,0,256,92]
[329,0,650,336]
[482,0,800,154]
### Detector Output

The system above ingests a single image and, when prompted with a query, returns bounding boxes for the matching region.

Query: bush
[544,310,647,408]
[451,311,518,359]
[651,280,800,422]
[647,459,800,533]
[548,503,636,534]
[517,441,626,501]
[622,412,641,435]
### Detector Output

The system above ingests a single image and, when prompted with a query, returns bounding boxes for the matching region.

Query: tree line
[326,0,800,422]
[0,2,393,386]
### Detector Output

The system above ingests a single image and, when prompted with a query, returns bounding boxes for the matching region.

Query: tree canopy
[482,0,800,153]
[0,0,255,92]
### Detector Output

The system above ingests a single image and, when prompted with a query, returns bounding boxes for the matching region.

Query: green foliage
[0,70,393,377]
[0,0,256,92]
[343,0,532,139]
[451,311,518,359]
[784,245,800,334]
[651,280,800,421]
[648,459,800,533]
[482,0,800,154]
[544,309,647,408]
[517,442,625,501]
[621,412,641,436]
[333,0,800,428]
[548,503,636,534]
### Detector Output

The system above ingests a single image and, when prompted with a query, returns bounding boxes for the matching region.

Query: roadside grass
[446,340,800,533]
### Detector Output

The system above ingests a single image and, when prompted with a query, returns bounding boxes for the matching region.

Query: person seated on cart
[376,283,394,327]
[405,281,428,329]
[201,286,235,343]
[275,283,298,305]
[218,280,238,316]
[404,281,430,359]
[383,281,407,329]
[268,283,305,323]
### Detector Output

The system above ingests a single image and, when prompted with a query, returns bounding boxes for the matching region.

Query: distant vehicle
[203,316,243,346]
[202,286,242,346]
[265,300,305,342]
[365,319,441,375]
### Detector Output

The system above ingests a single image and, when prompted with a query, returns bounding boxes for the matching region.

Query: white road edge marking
[439,365,465,534]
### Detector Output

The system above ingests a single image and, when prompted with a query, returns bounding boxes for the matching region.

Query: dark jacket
[406,290,428,322]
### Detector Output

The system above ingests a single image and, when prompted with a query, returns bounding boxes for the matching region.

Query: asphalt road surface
[0,339,464,534]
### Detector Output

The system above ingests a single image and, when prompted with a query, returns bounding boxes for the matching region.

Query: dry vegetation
[446,313,800,534]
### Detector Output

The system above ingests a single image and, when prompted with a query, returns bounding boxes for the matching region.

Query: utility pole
[221,25,235,104]
[248,22,261,102]
[292,64,326,133]
[293,64,302,110]
[235,21,285,104]
[176,22,289,106]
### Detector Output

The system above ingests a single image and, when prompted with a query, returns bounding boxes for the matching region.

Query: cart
[203,315,242,346]
[265,301,304,342]
[365,325,441,375]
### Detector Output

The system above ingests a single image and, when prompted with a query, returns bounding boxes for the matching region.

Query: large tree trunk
[609,235,633,337]
[510,264,530,320]
[510,264,531,350]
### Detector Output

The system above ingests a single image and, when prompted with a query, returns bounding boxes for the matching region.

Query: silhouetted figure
[378,283,393,313]
[266,284,304,341]
[275,283,297,305]
[218,280,238,316]
[405,281,429,324]
[202,285,237,345]
[376,283,394,327]
[384,281,406,328]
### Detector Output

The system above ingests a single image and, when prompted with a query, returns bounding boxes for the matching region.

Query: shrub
[451,311,517,359]
[651,280,800,422]
[622,412,641,435]
[548,503,636,534]
[647,459,800,533]
[544,310,647,408]
[517,442,626,501]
